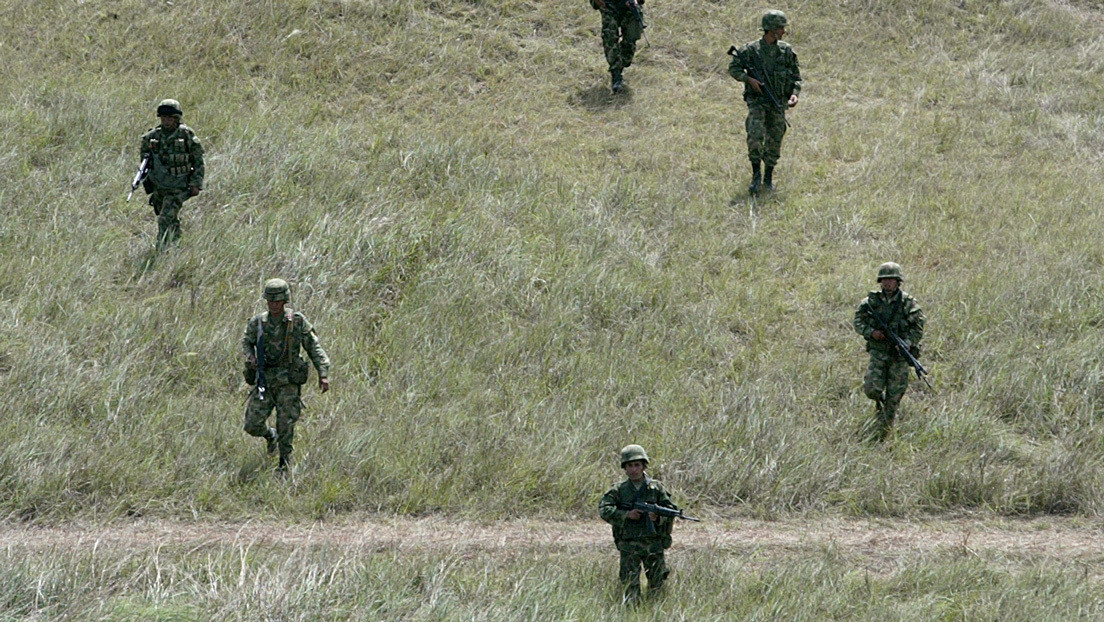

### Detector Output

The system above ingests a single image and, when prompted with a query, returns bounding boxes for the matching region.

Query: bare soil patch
[4,515,1103,573]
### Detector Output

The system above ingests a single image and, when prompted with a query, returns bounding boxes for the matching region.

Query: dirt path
[4,516,1103,572]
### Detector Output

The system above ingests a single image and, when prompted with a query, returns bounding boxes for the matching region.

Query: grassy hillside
[3,0,1104,521]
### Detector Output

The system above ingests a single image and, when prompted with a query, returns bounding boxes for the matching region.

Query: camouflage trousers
[618,545,668,602]
[863,350,912,438]
[244,382,302,457]
[601,9,642,73]
[744,101,788,167]
[150,188,192,249]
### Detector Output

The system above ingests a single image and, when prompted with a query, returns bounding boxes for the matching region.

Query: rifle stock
[127,154,151,202]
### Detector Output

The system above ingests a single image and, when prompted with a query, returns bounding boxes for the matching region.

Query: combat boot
[277,453,291,474]
[611,69,624,93]
[748,162,762,195]
[265,427,278,455]
[763,166,775,192]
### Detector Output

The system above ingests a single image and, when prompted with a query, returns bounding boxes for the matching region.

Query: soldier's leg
[882,359,912,429]
[618,549,643,605]
[157,192,187,249]
[619,16,642,69]
[762,108,788,169]
[642,551,669,595]
[745,104,768,165]
[274,383,302,468]
[863,353,892,440]
[243,388,277,446]
[600,10,625,72]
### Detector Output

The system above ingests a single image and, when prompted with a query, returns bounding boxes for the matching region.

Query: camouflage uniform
[599,446,678,604]
[591,0,644,91]
[728,11,801,191]
[853,266,924,440]
[139,100,204,249]
[242,283,330,468]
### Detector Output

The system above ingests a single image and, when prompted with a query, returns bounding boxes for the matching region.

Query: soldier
[599,444,680,605]
[853,263,925,441]
[728,10,801,194]
[242,279,331,472]
[139,99,205,250]
[591,0,645,93]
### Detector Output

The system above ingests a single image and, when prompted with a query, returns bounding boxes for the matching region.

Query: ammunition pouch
[288,356,310,385]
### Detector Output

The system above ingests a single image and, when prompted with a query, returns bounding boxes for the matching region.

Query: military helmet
[263,278,291,301]
[156,99,183,118]
[761,9,788,31]
[620,444,650,467]
[876,262,904,282]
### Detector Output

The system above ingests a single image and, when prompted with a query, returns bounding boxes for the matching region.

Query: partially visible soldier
[591,0,645,93]
[599,444,680,606]
[853,263,925,441]
[242,279,331,472]
[139,99,204,250]
[728,10,801,194]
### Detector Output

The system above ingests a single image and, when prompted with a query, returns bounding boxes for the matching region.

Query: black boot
[265,427,278,455]
[611,69,624,93]
[763,166,775,191]
[277,453,291,474]
[748,161,762,195]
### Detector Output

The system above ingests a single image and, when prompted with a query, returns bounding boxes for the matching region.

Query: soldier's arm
[242,316,258,361]
[789,49,802,95]
[188,130,205,190]
[140,132,152,159]
[297,315,330,378]
[599,488,627,525]
[905,301,925,347]
[728,49,750,82]
[854,299,876,339]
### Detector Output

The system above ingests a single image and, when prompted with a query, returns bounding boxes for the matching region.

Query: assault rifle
[127,153,151,202]
[869,311,933,390]
[621,501,701,534]
[254,317,267,401]
[727,46,790,127]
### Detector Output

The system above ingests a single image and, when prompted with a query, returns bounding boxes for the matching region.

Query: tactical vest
[146,126,195,187]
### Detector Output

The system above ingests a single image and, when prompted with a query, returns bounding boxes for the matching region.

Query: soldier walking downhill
[591,0,646,93]
[728,10,801,194]
[599,444,680,606]
[853,263,925,441]
[139,99,204,250]
[242,279,331,472]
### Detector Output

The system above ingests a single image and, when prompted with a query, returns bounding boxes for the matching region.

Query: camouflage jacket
[599,476,678,551]
[854,289,925,355]
[242,309,330,385]
[140,124,205,191]
[728,38,802,104]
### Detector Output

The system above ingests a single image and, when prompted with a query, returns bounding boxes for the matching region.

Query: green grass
[4,0,1104,523]
[3,537,1103,621]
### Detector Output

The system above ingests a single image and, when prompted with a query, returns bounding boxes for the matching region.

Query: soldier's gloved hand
[626,508,643,521]
[189,186,200,197]
[747,77,764,94]
[871,330,886,341]
[319,377,330,393]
